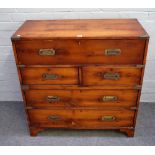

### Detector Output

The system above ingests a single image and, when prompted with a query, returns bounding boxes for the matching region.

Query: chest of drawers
[11,19,149,137]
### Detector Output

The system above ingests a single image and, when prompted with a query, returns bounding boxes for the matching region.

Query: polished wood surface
[15,39,145,65]
[25,89,138,108]
[12,19,148,40]
[22,84,141,90]
[83,66,142,86]
[21,67,78,85]
[28,109,135,128]
[20,65,142,86]
[11,19,149,137]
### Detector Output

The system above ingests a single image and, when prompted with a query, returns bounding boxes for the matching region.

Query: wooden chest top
[12,19,149,40]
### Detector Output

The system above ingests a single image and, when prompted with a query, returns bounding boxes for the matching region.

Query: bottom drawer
[28,109,135,128]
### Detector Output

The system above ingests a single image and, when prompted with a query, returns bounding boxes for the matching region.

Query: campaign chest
[11,19,149,137]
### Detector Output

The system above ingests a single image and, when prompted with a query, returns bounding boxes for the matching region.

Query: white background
[0,8,155,102]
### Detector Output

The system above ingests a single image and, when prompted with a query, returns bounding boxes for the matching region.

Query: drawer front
[25,89,138,107]
[15,39,145,65]
[83,66,142,86]
[28,109,135,128]
[20,67,78,85]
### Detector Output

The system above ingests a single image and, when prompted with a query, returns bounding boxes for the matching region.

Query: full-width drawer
[20,67,78,85]
[82,66,142,86]
[25,89,138,107]
[28,109,135,128]
[15,39,145,65]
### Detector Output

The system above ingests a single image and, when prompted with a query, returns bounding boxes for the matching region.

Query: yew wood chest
[11,19,149,137]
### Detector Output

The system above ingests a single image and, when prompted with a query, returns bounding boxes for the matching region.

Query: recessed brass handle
[48,115,60,121]
[42,73,59,80]
[102,96,118,102]
[101,115,116,121]
[47,96,60,102]
[105,49,121,56]
[103,72,120,80]
[39,49,55,56]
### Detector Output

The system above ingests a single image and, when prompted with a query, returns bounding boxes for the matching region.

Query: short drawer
[28,109,135,128]
[82,66,142,86]
[15,39,145,65]
[20,67,78,85]
[25,89,138,108]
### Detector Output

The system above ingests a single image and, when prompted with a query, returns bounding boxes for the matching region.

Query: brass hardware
[42,73,59,80]
[47,96,60,102]
[16,35,21,37]
[101,115,116,121]
[139,34,149,39]
[134,85,142,90]
[21,85,29,90]
[105,49,121,56]
[103,72,120,80]
[102,96,118,102]
[48,115,60,121]
[136,64,145,68]
[17,64,26,68]
[11,34,21,41]
[39,49,55,56]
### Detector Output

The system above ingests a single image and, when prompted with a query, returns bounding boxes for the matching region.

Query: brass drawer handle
[47,96,60,102]
[103,72,120,80]
[42,73,59,80]
[105,49,121,56]
[101,115,116,121]
[102,96,118,102]
[39,49,55,56]
[48,115,60,121]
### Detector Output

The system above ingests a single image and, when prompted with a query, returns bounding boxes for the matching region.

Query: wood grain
[28,109,135,128]
[25,89,138,108]
[22,84,141,90]
[83,66,142,86]
[15,39,145,65]
[20,67,78,85]
[11,19,149,40]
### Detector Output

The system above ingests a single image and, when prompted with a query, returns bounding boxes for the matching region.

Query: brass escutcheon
[101,115,116,121]
[102,96,118,102]
[47,96,60,102]
[48,115,60,121]
[42,73,59,80]
[105,49,121,56]
[103,72,120,80]
[39,49,55,56]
